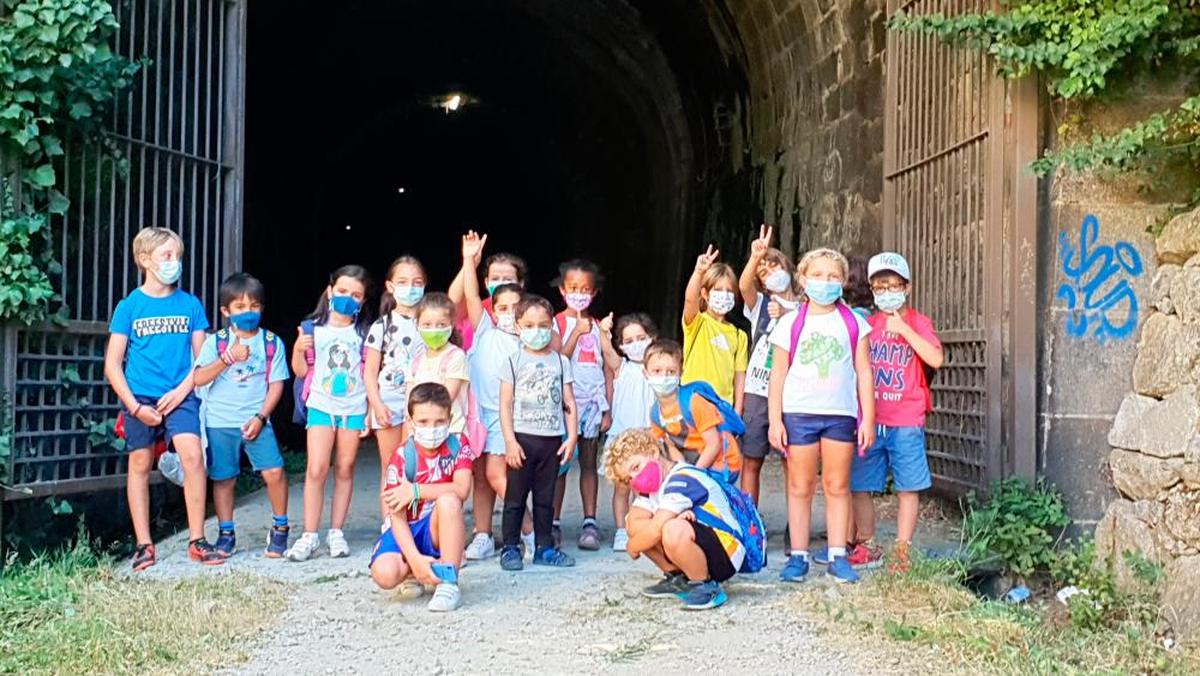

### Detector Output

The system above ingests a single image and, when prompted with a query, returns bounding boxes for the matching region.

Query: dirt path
[141,454,947,674]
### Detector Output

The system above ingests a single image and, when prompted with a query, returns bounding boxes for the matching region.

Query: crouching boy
[370,383,471,612]
[605,429,745,610]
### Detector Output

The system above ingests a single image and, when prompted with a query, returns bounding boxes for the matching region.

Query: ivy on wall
[891,0,1200,203]
[0,0,140,324]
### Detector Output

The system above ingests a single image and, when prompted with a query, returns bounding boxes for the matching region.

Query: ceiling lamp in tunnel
[431,93,471,114]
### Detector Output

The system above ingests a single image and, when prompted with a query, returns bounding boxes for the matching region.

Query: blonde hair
[603,428,664,484]
[701,262,737,292]
[131,227,184,271]
[796,247,848,279]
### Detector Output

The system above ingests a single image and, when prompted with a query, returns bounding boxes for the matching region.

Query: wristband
[253,413,267,424]
[131,403,142,417]
[220,349,235,365]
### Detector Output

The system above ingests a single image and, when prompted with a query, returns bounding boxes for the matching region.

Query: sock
[553,519,561,527]
[302,531,318,540]
[582,516,597,527]
[272,514,288,528]
[219,521,235,532]
[328,528,343,536]
[790,549,810,561]
[828,546,847,558]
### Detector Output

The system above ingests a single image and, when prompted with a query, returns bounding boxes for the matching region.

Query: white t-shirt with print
[553,314,608,411]
[607,359,654,441]
[501,350,574,436]
[468,312,520,413]
[365,311,424,419]
[306,323,367,417]
[411,346,471,434]
[767,307,871,417]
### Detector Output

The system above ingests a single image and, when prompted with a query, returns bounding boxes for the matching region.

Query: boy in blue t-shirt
[194,273,291,559]
[105,227,218,571]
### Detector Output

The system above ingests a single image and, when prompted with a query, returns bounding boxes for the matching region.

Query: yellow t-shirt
[681,312,748,403]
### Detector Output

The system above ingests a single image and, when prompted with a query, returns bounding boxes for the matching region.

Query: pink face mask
[631,460,663,494]
[563,292,593,312]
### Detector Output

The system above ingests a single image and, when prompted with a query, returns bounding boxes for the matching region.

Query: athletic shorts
[205,425,284,481]
[850,425,932,493]
[480,407,507,457]
[306,407,367,431]
[370,514,439,568]
[123,394,201,451]
[691,521,736,583]
[782,413,857,446]
[741,393,772,459]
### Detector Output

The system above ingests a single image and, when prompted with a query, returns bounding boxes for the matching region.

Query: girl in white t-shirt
[364,255,426,519]
[598,312,658,552]
[288,265,372,562]
[767,248,875,585]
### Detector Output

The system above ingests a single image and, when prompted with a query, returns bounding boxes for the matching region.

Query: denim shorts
[850,425,932,493]
[306,407,367,431]
[370,514,439,568]
[205,425,284,481]
[123,394,202,451]
[782,413,857,446]
[480,408,507,457]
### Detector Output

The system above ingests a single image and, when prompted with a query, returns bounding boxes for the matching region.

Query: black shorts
[691,521,736,583]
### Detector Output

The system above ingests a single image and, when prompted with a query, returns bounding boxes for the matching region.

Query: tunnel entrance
[243,0,750,332]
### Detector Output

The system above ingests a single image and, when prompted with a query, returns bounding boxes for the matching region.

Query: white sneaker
[395,578,425,600]
[465,532,496,560]
[327,529,350,558]
[427,583,462,612]
[285,532,320,562]
[521,531,536,560]
[613,528,629,552]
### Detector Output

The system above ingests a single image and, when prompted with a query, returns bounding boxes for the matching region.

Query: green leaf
[68,101,91,119]
[27,165,56,188]
[47,190,69,215]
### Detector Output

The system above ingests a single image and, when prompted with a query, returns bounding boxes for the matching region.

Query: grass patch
[797,554,1200,675]
[1,542,289,674]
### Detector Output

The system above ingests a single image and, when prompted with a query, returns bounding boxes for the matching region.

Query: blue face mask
[392,285,424,308]
[519,327,552,350]
[329,295,361,317]
[155,260,182,285]
[230,311,261,331]
[804,279,843,306]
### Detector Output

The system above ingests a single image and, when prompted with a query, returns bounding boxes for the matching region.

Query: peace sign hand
[694,245,719,275]
[749,224,773,258]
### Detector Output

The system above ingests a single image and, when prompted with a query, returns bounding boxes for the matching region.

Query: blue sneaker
[828,555,861,584]
[780,554,810,582]
[500,545,524,571]
[214,529,236,558]
[680,580,728,610]
[812,547,830,565]
[533,546,576,567]
[264,526,288,558]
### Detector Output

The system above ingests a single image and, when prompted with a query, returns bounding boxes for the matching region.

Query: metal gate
[883,0,1038,494]
[1,0,246,504]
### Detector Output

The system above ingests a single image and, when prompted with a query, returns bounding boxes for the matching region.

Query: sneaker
[188,539,225,566]
[500,545,524,571]
[827,555,860,584]
[642,571,690,599]
[680,580,728,610]
[578,523,601,551]
[214,529,237,558]
[395,578,425,600]
[551,523,562,548]
[848,541,883,569]
[533,546,575,567]
[427,583,462,612]
[780,554,810,583]
[521,531,536,560]
[812,547,830,566]
[327,529,350,558]
[465,532,496,560]
[888,542,912,575]
[131,543,157,572]
[265,526,289,558]
[286,532,320,562]
[612,528,629,552]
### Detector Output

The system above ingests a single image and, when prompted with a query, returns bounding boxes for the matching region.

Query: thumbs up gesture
[599,312,614,335]
[229,333,250,362]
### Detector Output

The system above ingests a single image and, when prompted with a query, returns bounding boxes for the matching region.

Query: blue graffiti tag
[1057,214,1143,342]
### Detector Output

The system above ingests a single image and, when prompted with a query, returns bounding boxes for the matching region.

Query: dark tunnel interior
[242,0,755,335]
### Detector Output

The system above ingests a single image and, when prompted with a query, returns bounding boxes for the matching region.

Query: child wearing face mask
[499,295,579,570]
[365,255,428,519]
[598,312,659,551]
[551,259,612,551]
[451,250,527,350]
[682,245,749,413]
[766,248,875,585]
[288,265,373,562]
[737,225,800,505]
[408,292,471,441]
[850,252,942,573]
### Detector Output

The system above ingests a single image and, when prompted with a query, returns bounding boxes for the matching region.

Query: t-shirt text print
[132,315,192,338]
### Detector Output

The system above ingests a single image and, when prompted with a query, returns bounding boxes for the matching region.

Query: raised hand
[694,245,719,275]
[295,327,313,353]
[598,313,614,334]
[749,224,773,258]
[462,230,488,263]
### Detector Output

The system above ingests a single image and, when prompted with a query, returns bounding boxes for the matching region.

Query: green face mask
[420,327,453,350]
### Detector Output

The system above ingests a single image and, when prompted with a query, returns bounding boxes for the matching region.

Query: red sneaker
[131,543,157,572]
[188,538,226,566]
[847,541,883,569]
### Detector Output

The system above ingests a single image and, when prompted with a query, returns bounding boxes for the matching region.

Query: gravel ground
[140,452,956,674]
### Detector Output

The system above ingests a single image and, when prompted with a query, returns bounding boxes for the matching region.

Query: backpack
[215,328,278,383]
[402,433,464,482]
[650,381,746,479]
[411,347,486,458]
[676,465,767,574]
[786,301,864,428]
[292,320,368,425]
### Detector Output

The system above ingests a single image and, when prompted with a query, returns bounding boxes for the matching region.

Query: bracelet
[253,413,267,424]
[409,483,421,513]
[220,349,235,365]
[131,403,142,417]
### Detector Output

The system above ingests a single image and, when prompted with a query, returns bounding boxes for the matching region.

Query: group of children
[105,223,941,612]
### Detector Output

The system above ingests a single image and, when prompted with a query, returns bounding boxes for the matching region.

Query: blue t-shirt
[196,329,290,428]
[109,288,209,397]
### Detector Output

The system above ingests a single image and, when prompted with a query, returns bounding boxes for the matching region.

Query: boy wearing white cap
[850,252,943,573]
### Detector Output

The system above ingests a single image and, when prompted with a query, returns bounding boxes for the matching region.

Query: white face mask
[412,424,450,449]
[707,290,736,315]
[496,312,516,333]
[622,338,651,362]
[764,269,792,293]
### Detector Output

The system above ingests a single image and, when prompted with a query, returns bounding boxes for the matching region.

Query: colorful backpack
[402,433,464,482]
[410,347,487,458]
[677,465,767,574]
[650,381,746,479]
[292,320,368,425]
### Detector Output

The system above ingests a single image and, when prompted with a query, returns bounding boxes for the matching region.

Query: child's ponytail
[378,255,426,317]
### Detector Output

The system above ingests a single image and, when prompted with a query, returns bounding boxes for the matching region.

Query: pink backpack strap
[834,302,860,349]
[787,302,811,367]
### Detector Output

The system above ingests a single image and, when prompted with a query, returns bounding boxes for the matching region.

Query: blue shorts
[123,394,202,452]
[205,425,284,481]
[782,413,857,446]
[306,407,367,431]
[481,408,506,457]
[370,514,439,568]
[851,425,932,492]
